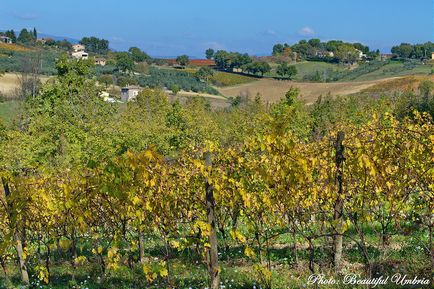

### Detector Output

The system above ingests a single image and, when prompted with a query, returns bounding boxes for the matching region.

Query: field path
[218,77,402,104]
[167,89,226,100]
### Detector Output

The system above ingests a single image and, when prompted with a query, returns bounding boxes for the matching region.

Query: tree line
[272,39,380,64]
[0,28,37,45]
[391,42,434,60]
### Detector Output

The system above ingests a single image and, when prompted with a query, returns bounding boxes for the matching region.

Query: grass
[172,68,257,87]
[1,226,431,289]
[0,73,51,97]
[292,61,345,81]
[351,61,432,81]
[0,42,33,52]
[361,75,434,94]
[264,60,432,83]
[263,61,344,81]
[0,100,20,125]
[211,71,257,87]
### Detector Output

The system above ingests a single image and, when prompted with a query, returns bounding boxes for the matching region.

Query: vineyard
[0,58,433,289]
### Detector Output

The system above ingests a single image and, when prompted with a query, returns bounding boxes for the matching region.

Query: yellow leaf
[143,264,151,274]
[159,267,168,277]
[244,246,256,258]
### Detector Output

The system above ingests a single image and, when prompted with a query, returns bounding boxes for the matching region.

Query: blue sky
[1,0,433,57]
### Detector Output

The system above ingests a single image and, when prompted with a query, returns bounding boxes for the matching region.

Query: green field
[263,61,344,80]
[292,61,344,80]
[264,60,432,83]
[211,71,257,86]
[350,61,433,81]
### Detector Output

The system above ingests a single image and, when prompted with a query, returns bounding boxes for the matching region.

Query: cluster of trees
[175,55,190,67]
[79,36,109,54]
[0,30,17,43]
[205,48,215,60]
[17,28,37,44]
[113,52,135,72]
[273,39,379,64]
[98,47,151,73]
[208,49,297,79]
[0,28,37,45]
[43,39,73,50]
[276,62,297,79]
[0,56,432,288]
[211,50,271,76]
[391,42,434,60]
[194,66,214,83]
[129,47,151,62]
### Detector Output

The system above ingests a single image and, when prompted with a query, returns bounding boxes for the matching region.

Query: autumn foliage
[0,57,433,288]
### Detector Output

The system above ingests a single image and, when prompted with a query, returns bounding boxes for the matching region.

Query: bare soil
[218,77,403,104]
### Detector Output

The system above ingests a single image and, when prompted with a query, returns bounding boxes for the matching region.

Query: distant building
[71,51,89,60]
[432,52,434,60]
[94,58,106,66]
[316,50,334,58]
[37,37,53,45]
[121,85,142,102]
[72,44,85,52]
[0,36,12,44]
[355,49,367,59]
[100,91,121,103]
[381,54,393,61]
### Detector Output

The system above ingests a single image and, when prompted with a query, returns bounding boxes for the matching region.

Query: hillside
[218,77,401,104]
[0,42,33,52]
[361,74,434,94]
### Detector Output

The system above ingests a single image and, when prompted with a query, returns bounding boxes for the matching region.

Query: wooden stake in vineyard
[204,152,220,289]
[1,178,29,285]
[333,132,345,270]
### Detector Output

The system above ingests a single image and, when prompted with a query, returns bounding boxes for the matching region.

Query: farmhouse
[355,49,367,59]
[100,91,121,103]
[71,51,89,60]
[37,37,53,45]
[94,58,106,66]
[0,36,12,44]
[121,85,142,102]
[72,44,85,52]
[316,50,334,58]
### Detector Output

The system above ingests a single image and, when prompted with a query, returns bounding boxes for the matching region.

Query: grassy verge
[0,225,431,289]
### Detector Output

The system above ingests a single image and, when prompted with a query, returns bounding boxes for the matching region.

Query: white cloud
[298,26,315,36]
[110,36,126,43]
[13,12,39,20]
[203,41,225,50]
[264,29,277,37]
